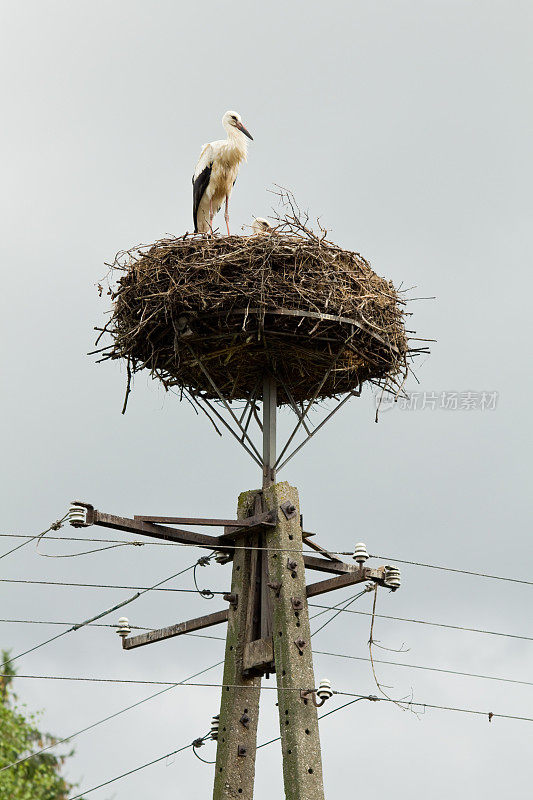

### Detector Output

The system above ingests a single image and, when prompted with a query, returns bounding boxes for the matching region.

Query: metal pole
[262,375,277,489]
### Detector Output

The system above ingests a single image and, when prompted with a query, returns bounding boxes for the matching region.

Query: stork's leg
[224,195,230,236]
[209,198,214,235]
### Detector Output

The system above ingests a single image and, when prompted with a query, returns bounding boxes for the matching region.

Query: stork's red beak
[235,121,253,140]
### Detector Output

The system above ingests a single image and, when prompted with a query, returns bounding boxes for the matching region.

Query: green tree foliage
[0,650,84,800]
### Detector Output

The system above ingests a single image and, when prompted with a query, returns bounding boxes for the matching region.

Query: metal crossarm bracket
[122,609,229,650]
[134,512,275,529]
[92,509,222,549]
[306,565,387,598]
[302,554,357,575]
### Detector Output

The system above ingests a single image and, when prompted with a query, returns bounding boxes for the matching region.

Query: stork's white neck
[224,125,248,161]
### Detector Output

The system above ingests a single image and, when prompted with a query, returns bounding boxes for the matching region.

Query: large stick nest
[96,194,418,408]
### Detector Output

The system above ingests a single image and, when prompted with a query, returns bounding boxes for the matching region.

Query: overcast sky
[1,1,532,798]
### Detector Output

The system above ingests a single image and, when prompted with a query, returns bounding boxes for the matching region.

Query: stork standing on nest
[192,111,253,235]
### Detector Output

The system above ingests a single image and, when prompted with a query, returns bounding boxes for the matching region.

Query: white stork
[252,217,273,234]
[192,110,253,235]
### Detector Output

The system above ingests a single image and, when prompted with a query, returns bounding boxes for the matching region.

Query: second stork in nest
[192,110,253,235]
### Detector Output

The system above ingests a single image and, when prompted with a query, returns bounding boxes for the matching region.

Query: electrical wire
[0,578,226,595]
[193,554,216,599]
[257,696,373,750]
[334,691,533,722]
[0,514,68,561]
[0,618,154,630]
[2,532,531,587]
[3,673,533,723]
[5,670,531,723]
[67,742,193,800]
[365,554,533,587]
[310,588,370,636]
[191,735,216,764]
[0,659,224,774]
[66,688,532,796]
[0,676,298,689]
[1,617,529,688]
[307,603,533,642]
[0,591,529,642]
[0,532,319,555]
[36,541,140,558]
[0,617,225,642]
[1,559,201,668]
[67,696,376,795]
[308,589,367,623]
[312,649,533,687]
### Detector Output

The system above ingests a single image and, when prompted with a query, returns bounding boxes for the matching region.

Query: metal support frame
[262,374,277,488]
[177,317,366,485]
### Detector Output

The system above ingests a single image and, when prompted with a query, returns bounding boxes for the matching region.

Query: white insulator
[116,617,131,638]
[214,550,232,565]
[68,503,88,528]
[384,565,401,590]
[317,678,333,702]
[210,714,220,740]
[352,542,369,564]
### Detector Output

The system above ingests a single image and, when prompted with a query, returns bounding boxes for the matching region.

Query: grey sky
[1,1,532,798]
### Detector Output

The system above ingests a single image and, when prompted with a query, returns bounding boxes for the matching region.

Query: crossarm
[91,509,222,549]
[122,609,230,650]
[306,566,387,598]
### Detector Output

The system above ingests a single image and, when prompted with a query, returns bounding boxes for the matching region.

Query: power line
[0,675,297,689]
[0,617,225,642]
[1,616,529,689]
[0,514,68,561]
[67,694,376,798]
[0,533,173,544]
[4,673,533,723]
[0,594,529,643]
[0,532,322,556]
[2,532,532,586]
[66,684,533,800]
[366,554,533,587]
[311,589,369,636]
[0,577,226,595]
[335,691,533,723]
[308,603,533,642]
[67,743,193,800]
[1,559,202,668]
[257,696,373,750]
[313,649,533,687]
[0,618,154,630]
[0,659,224,774]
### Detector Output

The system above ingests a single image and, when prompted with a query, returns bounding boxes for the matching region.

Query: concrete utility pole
[70,378,400,799]
[263,481,324,800]
[212,490,264,800]
[213,481,325,800]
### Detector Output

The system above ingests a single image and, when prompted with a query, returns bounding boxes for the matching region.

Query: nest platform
[98,226,411,408]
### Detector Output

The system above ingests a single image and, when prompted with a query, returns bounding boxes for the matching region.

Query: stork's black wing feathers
[192,164,212,233]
